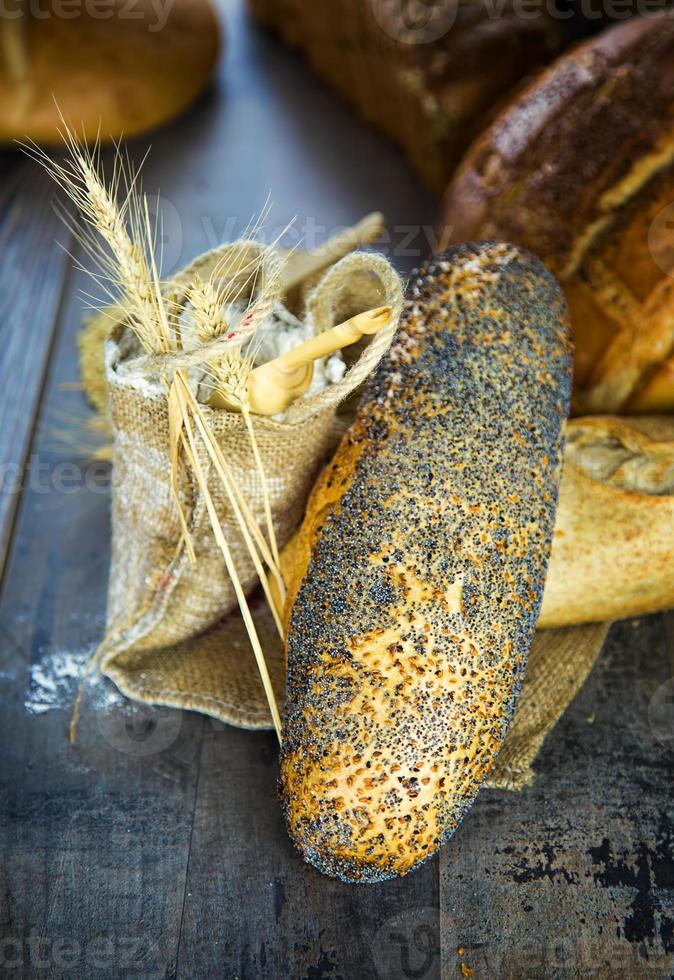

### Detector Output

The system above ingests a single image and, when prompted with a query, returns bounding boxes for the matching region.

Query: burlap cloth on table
[82,242,610,791]
[486,621,609,789]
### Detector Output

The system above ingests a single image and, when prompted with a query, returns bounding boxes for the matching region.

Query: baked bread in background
[248,0,566,195]
[539,415,674,627]
[442,12,674,415]
[0,3,220,144]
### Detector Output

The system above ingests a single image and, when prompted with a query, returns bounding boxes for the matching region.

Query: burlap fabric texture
[96,244,404,727]
[486,621,609,790]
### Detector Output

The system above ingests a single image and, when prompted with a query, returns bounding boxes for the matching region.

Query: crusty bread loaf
[0,4,220,144]
[539,415,674,627]
[279,243,572,882]
[442,12,674,415]
[249,0,565,194]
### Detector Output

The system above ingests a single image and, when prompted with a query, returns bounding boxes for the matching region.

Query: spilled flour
[25,647,124,716]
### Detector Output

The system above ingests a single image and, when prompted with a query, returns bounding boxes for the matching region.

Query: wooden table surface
[0,2,672,977]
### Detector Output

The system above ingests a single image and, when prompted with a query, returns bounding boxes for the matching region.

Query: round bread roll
[0,4,220,144]
[280,243,571,882]
[441,12,674,415]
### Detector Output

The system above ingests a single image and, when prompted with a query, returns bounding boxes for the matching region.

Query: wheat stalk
[206,350,284,581]
[173,373,286,627]
[189,249,286,580]
[242,409,281,573]
[172,374,283,741]
[167,379,197,565]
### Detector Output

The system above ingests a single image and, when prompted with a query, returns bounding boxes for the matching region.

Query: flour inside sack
[179,298,347,414]
[245,302,347,397]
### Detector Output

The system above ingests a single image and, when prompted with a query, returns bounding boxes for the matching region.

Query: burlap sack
[486,621,609,790]
[82,241,610,785]
[97,245,404,723]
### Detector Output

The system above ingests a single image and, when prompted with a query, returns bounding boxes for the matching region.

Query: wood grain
[0,267,207,979]
[0,161,73,577]
[440,616,674,979]
[176,725,441,978]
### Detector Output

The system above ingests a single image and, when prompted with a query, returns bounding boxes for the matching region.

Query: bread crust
[249,0,564,194]
[442,12,674,413]
[279,243,571,882]
[0,2,220,144]
[284,412,674,633]
[539,415,674,627]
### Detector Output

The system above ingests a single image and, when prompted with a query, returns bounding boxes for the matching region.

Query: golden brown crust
[539,415,674,628]
[280,243,571,882]
[0,2,220,144]
[249,0,565,194]
[442,12,674,414]
[279,432,366,637]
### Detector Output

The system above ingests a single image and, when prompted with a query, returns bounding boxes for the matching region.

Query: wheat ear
[187,274,228,344]
[25,130,171,355]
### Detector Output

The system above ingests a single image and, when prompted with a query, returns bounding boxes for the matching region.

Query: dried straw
[171,372,283,740]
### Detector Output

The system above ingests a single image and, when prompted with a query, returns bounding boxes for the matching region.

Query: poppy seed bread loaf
[442,12,674,415]
[279,243,572,882]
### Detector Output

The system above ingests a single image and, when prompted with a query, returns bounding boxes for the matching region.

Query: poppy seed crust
[280,243,573,882]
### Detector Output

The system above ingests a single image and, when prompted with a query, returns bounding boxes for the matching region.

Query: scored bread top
[443,12,674,275]
[280,243,571,882]
[442,12,674,414]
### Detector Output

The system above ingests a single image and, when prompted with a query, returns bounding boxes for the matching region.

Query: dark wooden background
[0,2,672,977]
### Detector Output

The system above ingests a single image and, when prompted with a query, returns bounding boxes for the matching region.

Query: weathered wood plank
[439,616,674,979]
[0,161,73,578]
[2,3,672,972]
[176,724,441,979]
[0,270,207,980]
